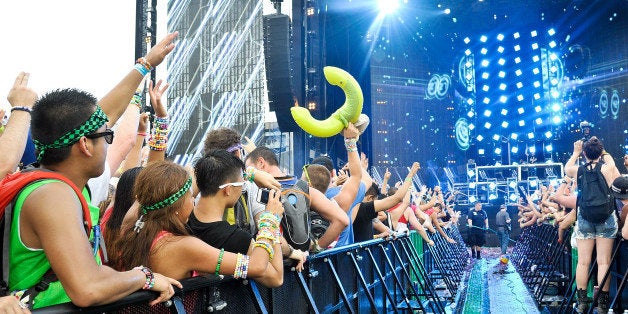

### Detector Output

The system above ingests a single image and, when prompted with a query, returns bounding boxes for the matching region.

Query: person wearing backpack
[245,147,349,252]
[564,137,621,314]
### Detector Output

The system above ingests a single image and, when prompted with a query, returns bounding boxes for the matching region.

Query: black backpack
[576,162,615,224]
[280,180,312,251]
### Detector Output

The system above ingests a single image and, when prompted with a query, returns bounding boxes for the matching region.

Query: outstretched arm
[100,32,178,126]
[373,162,420,211]
[333,123,362,212]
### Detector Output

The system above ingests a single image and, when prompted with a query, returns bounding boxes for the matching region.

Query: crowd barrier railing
[32,231,458,314]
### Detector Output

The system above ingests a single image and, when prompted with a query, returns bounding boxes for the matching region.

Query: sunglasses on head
[85,129,114,144]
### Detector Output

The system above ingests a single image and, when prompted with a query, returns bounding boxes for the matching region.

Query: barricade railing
[556,237,627,313]
[32,231,452,314]
[420,225,470,303]
[510,223,572,307]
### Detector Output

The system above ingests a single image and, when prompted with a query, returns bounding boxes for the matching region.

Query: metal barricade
[32,232,448,314]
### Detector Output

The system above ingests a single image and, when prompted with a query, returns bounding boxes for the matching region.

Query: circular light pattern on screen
[455,118,471,150]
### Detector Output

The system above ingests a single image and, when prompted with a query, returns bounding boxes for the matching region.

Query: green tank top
[9,179,101,309]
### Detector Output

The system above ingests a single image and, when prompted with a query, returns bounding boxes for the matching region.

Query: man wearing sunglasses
[5,33,182,310]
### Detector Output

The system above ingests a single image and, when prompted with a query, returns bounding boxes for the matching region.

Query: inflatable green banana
[291,66,364,137]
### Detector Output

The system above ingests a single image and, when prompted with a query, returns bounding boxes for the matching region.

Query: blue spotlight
[378,0,400,15]
[484,122,492,129]
[497,34,504,41]
[532,55,540,62]
[444,8,451,14]
[498,58,506,65]
[551,103,561,111]
[513,32,520,39]
[484,109,492,117]
[499,83,507,90]
[518,120,525,126]
[545,144,553,152]
[551,90,560,98]
[480,35,488,42]
[465,49,472,55]
[498,71,506,78]
[514,57,521,64]
[514,44,521,51]
[478,149,485,155]
[481,59,489,67]
[464,37,471,44]
[531,30,537,37]
[511,146,519,154]
[527,132,535,139]
[517,107,525,114]
[467,110,475,118]
[533,81,541,88]
[497,46,505,53]
[549,41,557,48]
[545,131,553,139]
[535,118,543,125]
[483,97,490,104]
[534,105,542,112]
[501,121,509,128]
[482,72,489,79]
[517,94,524,101]
[515,69,522,76]
[493,134,501,141]
[548,28,555,36]
[516,82,523,88]
[467,98,474,105]
[532,43,539,50]
[501,109,508,115]
[468,123,475,130]
[511,133,518,140]
[533,68,540,74]
[534,93,541,100]
[500,95,507,103]
[477,135,484,141]
[552,116,561,124]
[481,48,488,55]
[482,85,490,92]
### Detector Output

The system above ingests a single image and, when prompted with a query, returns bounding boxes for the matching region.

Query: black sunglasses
[85,129,114,144]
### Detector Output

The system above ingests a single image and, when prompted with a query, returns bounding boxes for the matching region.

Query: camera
[257,188,270,204]
[579,121,592,142]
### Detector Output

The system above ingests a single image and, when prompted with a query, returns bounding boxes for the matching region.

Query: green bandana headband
[140,177,193,214]
[33,106,109,162]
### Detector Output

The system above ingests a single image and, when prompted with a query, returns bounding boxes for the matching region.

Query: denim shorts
[573,211,618,240]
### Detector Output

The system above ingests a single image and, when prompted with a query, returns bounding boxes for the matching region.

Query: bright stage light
[489,182,497,190]
[534,93,541,100]
[500,95,507,103]
[469,195,478,203]
[484,109,492,117]
[519,120,525,126]
[545,131,553,139]
[517,107,525,114]
[469,123,475,130]
[481,59,489,67]
[515,69,522,76]
[527,132,535,139]
[545,144,553,151]
[535,118,543,125]
[467,98,474,105]
[510,133,518,140]
[497,34,504,41]
[533,68,540,75]
[480,35,488,42]
[477,135,484,141]
[509,193,518,202]
[483,85,490,91]
[552,116,561,124]
[482,72,489,79]
[513,32,520,39]
[551,78,559,85]
[511,147,519,154]
[532,55,540,62]
[551,103,561,111]
[489,193,498,200]
[514,57,521,64]
[517,94,524,101]
[551,90,560,98]
[550,53,558,61]
[481,48,488,55]
[532,43,539,50]
[498,71,506,78]
[497,46,504,53]
[535,106,542,112]
[514,45,521,51]
[467,110,475,118]
[516,82,523,88]
[493,134,501,141]
[484,122,492,129]
[499,83,507,90]
[378,0,400,15]
[548,28,555,36]
[549,41,557,48]
[444,8,451,14]
[468,170,476,177]
[498,58,505,65]
[465,49,472,55]
[501,121,509,128]
[464,37,471,44]
[483,97,490,104]
[531,30,537,37]
[501,109,508,115]
[533,81,541,88]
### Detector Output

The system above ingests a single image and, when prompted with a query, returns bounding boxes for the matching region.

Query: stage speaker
[263,13,299,132]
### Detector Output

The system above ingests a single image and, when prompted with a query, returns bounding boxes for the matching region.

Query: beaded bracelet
[344,138,358,152]
[136,57,153,71]
[215,248,224,275]
[133,266,155,290]
[10,106,32,114]
[244,166,256,182]
[253,240,274,259]
[233,254,250,279]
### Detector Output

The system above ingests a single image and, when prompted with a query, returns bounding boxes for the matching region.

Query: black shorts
[468,230,486,247]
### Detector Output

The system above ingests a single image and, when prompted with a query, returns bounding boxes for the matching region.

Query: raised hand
[242,136,257,154]
[573,140,583,155]
[148,79,170,117]
[138,112,149,134]
[7,72,38,109]
[342,122,359,139]
[145,32,179,68]
[360,152,368,170]
[383,168,391,181]
[409,162,420,175]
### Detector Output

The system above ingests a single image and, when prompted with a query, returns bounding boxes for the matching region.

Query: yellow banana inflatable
[291,66,364,137]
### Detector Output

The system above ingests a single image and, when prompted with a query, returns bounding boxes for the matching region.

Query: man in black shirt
[467,201,488,259]
[190,149,255,254]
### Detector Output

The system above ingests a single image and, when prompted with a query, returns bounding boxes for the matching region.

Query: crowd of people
[0,30,627,314]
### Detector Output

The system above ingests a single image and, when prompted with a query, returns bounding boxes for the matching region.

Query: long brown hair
[111,161,191,271]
